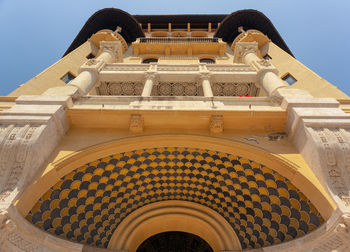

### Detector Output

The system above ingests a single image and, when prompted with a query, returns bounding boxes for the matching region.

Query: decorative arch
[17,135,334,250]
[109,201,241,251]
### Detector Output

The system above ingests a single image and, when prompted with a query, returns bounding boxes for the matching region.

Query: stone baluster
[68,41,123,95]
[200,73,213,97]
[141,72,157,97]
[233,41,288,96]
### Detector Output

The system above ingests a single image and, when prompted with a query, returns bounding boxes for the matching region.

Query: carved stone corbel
[209,115,223,134]
[129,114,144,133]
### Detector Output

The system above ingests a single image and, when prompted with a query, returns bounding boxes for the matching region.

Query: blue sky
[0,0,349,96]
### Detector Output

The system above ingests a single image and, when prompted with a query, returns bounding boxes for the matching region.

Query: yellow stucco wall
[9,41,98,96]
[262,42,348,99]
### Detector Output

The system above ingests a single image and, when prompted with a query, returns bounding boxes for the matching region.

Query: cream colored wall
[9,41,98,96]
[262,42,349,99]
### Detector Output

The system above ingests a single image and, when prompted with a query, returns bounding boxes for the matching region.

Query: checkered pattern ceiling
[27,147,324,249]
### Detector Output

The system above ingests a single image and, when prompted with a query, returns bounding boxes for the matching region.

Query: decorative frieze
[206,64,254,72]
[101,63,255,73]
[157,65,199,72]
[102,64,150,72]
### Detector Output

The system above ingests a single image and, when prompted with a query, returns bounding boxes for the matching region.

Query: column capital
[79,58,105,75]
[251,58,278,76]
[144,71,158,83]
[198,71,212,81]
[233,41,258,63]
[100,41,123,62]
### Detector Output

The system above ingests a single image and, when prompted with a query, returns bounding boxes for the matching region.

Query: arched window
[142,58,158,64]
[200,58,215,64]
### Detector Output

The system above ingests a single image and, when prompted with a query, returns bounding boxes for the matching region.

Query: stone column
[200,73,213,97]
[233,41,288,96]
[68,41,123,96]
[141,72,157,97]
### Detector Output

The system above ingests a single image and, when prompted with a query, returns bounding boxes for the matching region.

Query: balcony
[96,63,261,97]
[132,37,227,56]
[99,63,257,83]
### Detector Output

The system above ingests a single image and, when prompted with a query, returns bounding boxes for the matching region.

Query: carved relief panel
[211,82,259,96]
[151,82,203,96]
[309,127,350,207]
[97,82,144,96]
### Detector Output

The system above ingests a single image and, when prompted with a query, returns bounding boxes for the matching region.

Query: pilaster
[0,96,71,211]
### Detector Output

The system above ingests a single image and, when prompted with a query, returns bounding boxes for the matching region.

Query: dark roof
[64,8,293,57]
[215,10,293,56]
[63,8,144,57]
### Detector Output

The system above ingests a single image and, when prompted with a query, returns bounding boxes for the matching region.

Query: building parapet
[101,63,254,73]
[133,37,226,56]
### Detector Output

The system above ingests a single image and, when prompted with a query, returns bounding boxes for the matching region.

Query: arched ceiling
[26,147,323,250]
[63,8,293,57]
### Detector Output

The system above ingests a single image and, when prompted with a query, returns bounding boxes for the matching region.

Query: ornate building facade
[1,8,350,252]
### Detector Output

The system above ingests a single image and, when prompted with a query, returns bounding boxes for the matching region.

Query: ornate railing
[101,64,254,73]
[139,37,219,43]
